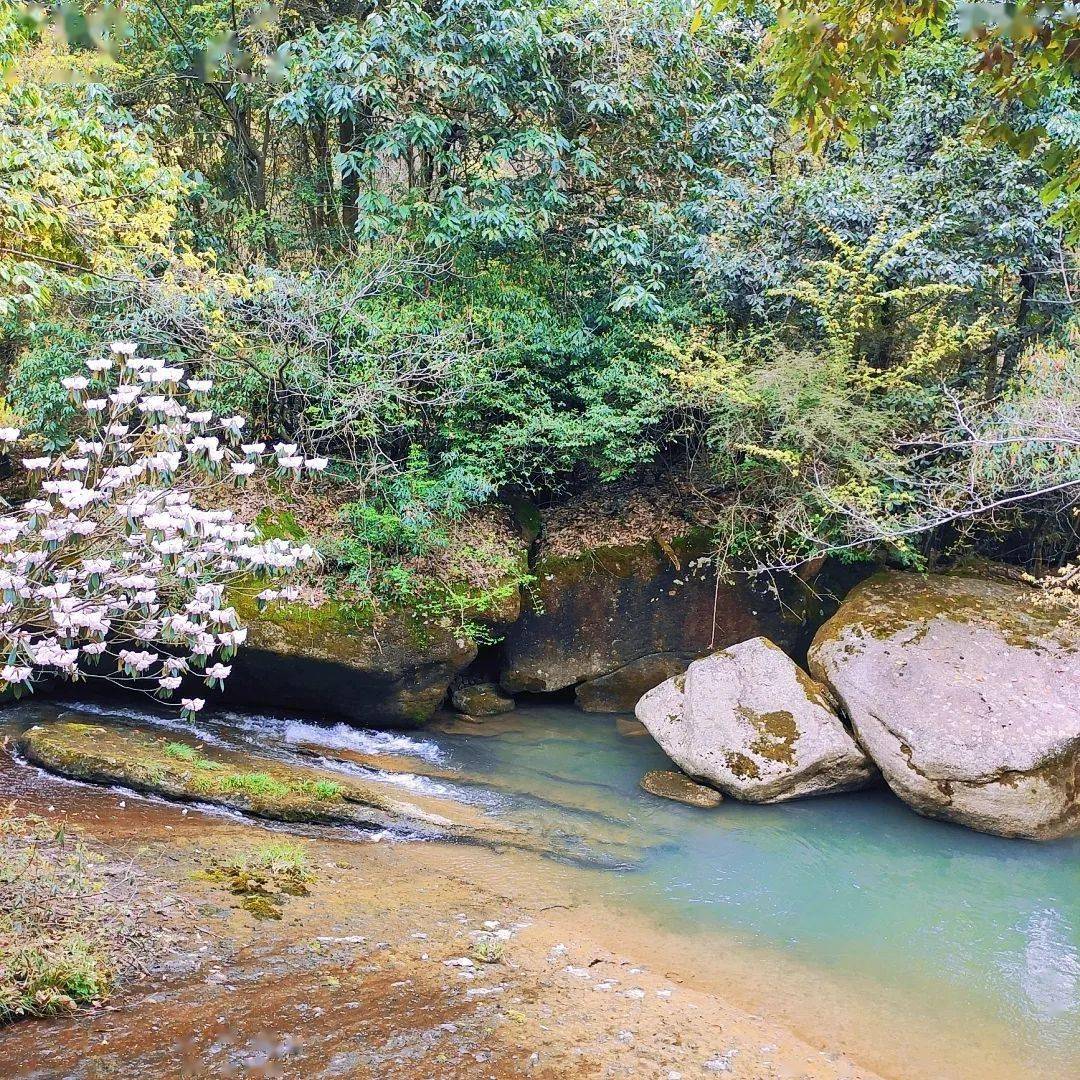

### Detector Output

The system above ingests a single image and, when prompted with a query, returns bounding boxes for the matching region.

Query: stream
[2,696,1078,1079]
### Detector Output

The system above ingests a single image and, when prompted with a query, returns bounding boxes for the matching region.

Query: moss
[815,571,1078,653]
[724,750,762,780]
[740,707,799,766]
[254,508,306,542]
[240,894,283,920]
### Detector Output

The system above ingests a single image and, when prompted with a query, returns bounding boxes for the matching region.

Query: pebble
[444,957,474,968]
[624,988,646,1000]
[703,1050,737,1072]
[563,966,590,978]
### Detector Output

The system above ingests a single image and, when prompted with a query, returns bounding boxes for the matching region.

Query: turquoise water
[6,697,1079,1078]
[436,705,1080,1069]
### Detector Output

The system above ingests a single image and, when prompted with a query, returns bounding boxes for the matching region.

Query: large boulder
[636,637,873,802]
[499,531,802,711]
[223,592,476,728]
[808,570,1080,840]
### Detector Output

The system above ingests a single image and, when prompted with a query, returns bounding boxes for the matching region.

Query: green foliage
[0,6,183,316]
[706,1,1080,238]
[0,0,1074,584]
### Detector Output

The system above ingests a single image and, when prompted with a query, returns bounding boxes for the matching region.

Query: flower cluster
[0,343,322,714]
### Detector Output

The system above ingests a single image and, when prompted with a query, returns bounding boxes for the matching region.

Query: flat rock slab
[640,770,723,808]
[637,637,873,803]
[16,718,644,866]
[808,570,1080,840]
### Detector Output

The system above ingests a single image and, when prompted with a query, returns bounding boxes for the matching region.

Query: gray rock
[635,637,873,803]
[576,653,689,713]
[450,682,515,717]
[808,570,1080,840]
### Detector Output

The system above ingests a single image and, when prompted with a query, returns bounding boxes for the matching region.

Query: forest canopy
[1,0,1077,609]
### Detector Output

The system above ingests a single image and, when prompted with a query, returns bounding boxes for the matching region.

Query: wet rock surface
[15,718,643,864]
[636,638,873,803]
[639,770,724,808]
[808,570,1080,840]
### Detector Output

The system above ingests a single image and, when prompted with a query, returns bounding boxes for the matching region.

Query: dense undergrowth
[2,0,1078,617]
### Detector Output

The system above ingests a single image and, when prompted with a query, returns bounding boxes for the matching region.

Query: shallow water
[3,697,1078,1078]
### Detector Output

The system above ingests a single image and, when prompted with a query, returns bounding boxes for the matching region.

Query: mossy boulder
[808,570,1080,840]
[498,531,801,710]
[636,637,873,803]
[223,588,476,727]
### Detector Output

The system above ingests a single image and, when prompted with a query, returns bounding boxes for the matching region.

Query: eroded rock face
[636,637,873,803]
[808,571,1080,840]
[223,593,476,728]
[499,533,799,709]
[576,654,689,713]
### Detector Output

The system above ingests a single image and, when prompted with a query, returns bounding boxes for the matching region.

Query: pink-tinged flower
[158,675,182,691]
[180,697,205,713]
[186,379,213,393]
[62,376,89,392]
[1,665,31,684]
[109,341,138,356]
[21,457,51,471]
[87,357,112,372]
[205,663,231,680]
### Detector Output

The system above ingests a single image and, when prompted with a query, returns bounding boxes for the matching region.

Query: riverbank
[2,699,1077,1080]
[0,787,877,1080]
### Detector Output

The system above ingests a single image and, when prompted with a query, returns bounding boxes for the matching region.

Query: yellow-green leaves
[0,17,183,318]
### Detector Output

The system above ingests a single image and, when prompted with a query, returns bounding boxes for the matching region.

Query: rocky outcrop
[450,681,515,716]
[639,770,723,808]
[808,570,1080,840]
[16,717,644,865]
[223,591,476,728]
[636,637,874,803]
[499,532,802,712]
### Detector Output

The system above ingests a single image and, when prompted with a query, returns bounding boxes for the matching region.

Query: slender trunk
[996,267,1037,391]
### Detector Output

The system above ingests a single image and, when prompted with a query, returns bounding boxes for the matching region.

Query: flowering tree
[0,342,324,717]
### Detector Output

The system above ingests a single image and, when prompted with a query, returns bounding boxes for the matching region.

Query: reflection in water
[1018,908,1080,1020]
[3,696,1079,1078]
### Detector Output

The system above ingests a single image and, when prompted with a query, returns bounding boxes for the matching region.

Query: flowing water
[2,696,1078,1079]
